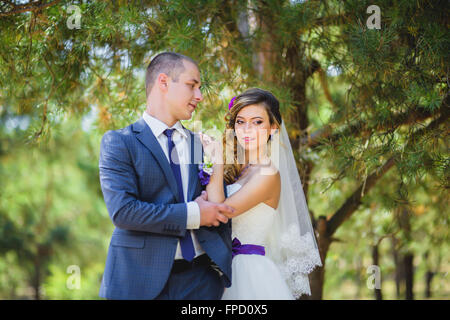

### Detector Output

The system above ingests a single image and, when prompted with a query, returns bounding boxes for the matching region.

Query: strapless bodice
[226,183,277,247]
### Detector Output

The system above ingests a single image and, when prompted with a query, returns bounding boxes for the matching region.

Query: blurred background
[0,0,448,299]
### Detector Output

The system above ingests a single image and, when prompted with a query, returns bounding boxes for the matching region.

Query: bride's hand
[199,133,223,164]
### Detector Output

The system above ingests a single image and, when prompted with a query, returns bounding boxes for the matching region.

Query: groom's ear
[157,73,169,92]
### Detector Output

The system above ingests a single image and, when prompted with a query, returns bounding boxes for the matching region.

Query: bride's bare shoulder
[224,165,281,216]
[250,165,280,188]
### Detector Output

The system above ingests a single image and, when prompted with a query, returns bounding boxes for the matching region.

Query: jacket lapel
[187,130,203,201]
[132,118,180,202]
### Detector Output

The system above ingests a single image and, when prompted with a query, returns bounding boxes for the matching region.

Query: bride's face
[234,104,277,154]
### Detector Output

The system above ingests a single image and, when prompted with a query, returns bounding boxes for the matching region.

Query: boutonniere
[198,161,213,186]
[198,132,220,186]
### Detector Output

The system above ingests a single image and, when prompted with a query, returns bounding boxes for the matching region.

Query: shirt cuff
[186,201,200,229]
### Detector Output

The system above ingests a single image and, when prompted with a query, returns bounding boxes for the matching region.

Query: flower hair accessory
[228,96,236,110]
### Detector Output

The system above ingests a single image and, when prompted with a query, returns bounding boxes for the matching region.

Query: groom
[98,52,234,300]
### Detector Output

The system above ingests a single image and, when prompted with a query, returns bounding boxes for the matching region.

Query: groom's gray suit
[98,115,232,300]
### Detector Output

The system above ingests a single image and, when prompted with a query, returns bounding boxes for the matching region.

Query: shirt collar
[142,111,188,139]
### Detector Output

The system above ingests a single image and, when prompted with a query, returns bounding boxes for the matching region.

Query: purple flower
[198,163,211,186]
[228,96,236,110]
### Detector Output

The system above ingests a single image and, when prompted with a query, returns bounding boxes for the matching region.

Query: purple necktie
[163,128,195,262]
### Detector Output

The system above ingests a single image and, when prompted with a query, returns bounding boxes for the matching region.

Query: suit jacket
[98,117,232,300]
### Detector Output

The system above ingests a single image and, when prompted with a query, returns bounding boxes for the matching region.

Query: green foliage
[0,113,111,298]
[0,0,448,299]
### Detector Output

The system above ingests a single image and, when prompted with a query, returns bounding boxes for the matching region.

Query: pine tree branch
[326,156,396,238]
[317,66,338,109]
[308,13,352,29]
[34,55,55,139]
[297,106,440,150]
[0,0,60,17]
[3,0,40,9]
[25,11,36,77]
[304,59,321,79]
[375,230,400,247]
[326,108,450,237]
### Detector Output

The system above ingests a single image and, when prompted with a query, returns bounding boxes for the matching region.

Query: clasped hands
[195,190,233,227]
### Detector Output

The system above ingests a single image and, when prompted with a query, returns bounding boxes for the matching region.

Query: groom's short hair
[145,52,198,97]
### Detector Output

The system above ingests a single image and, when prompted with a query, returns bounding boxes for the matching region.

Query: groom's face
[165,60,203,121]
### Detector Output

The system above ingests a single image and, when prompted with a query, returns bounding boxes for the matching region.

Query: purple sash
[231,237,265,259]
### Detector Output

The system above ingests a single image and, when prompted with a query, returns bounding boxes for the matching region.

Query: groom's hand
[195,191,233,227]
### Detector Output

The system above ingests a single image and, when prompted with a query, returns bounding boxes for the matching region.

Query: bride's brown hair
[223,88,282,184]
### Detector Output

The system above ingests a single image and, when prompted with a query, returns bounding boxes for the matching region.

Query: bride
[200,88,322,299]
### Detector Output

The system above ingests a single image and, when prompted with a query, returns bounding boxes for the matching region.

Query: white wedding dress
[221,182,295,300]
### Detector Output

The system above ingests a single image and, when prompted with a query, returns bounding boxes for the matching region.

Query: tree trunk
[425,270,434,299]
[253,4,325,300]
[391,236,403,299]
[371,244,383,300]
[404,253,414,300]
[396,207,415,300]
[424,251,434,299]
[308,216,331,300]
[354,255,363,299]
[32,258,41,300]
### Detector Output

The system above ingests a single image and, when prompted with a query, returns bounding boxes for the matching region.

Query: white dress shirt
[142,111,204,259]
